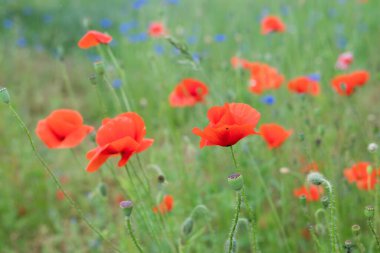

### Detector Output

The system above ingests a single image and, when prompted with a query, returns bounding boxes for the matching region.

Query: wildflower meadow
[1,0,380,252]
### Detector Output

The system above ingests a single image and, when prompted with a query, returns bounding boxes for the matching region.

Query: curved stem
[126,217,144,253]
[229,192,241,253]
[8,105,121,253]
[367,218,380,249]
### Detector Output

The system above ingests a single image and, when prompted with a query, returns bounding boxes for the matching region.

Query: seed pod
[181,217,194,236]
[120,200,133,217]
[227,173,244,191]
[0,87,10,104]
[364,205,374,219]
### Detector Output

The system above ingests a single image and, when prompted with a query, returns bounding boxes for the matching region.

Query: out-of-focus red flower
[344,162,379,190]
[169,78,208,107]
[192,103,261,148]
[293,185,322,202]
[231,57,256,70]
[301,162,319,174]
[56,190,65,201]
[35,109,94,149]
[261,16,286,35]
[153,195,174,214]
[148,22,167,37]
[85,112,154,172]
[260,123,292,149]
[335,52,353,70]
[331,70,370,96]
[248,63,284,94]
[288,76,320,96]
[78,30,112,49]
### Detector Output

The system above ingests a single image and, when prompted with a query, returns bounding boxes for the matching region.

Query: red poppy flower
[231,57,256,70]
[85,112,154,172]
[331,70,370,96]
[169,78,208,107]
[148,22,167,37]
[192,103,261,148]
[293,185,322,202]
[261,16,286,35]
[153,195,174,214]
[344,162,379,190]
[78,30,113,49]
[288,76,320,96]
[260,123,292,149]
[335,52,353,70]
[35,109,94,149]
[56,190,66,201]
[248,63,284,94]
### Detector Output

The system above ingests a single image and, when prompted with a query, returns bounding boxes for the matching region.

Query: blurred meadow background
[1,0,380,252]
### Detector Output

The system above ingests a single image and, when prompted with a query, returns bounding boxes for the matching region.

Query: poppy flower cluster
[153,195,174,214]
[192,103,261,148]
[261,15,286,35]
[344,162,379,190]
[35,109,94,149]
[85,112,154,172]
[287,76,320,96]
[293,185,323,202]
[331,70,370,96]
[169,78,208,107]
[259,123,292,149]
[78,30,112,49]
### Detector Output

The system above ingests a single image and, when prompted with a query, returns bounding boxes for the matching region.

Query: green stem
[367,218,380,249]
[126,217,144,253]
[229,192,241,253]
[8,105,121,253]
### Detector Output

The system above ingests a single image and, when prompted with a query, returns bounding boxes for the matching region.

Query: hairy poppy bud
[224,238,237,253]
[181,217,194,236]
[120,200,133,217]
[321,196,329,208]
[351,224,361,236]
[0,87,10,104]
[94,61,105,76]
[364,205,374,219]
[99,183,107,197]
[307,172,324,186]
[368,143,378,153]
[228,173,244,191]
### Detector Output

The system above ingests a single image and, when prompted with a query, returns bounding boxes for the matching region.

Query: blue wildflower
[132,0,147,9]
[128,33,148,43]
[22,7,33,16]
[214,34,226,43]
[3,19,13,29]
[261,95,275,105]
[187,36,197,45]
[166,0,179,4]
[154,44,165,55]
[192,53,201,64]
[87,54,102,62]
[308,73,321,82]
[16,37,27,48]
[112,79,122,89]
[119,21,138,35]
[100,18,113,29]
[43,15,53,24]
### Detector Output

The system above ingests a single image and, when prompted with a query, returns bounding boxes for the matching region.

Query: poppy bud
[351,224,361,236]
[368,143,378,153]
[120,200,133,217]
[89,74,97,85]
[344,240,353,252]
[181,217,194,237]
[191,205,210,220]
[158,174,165,184]
[307,172,324,186]
[321,196,329,208]
[364,205,374,219]
[299,195,307,207]
[94,61,105,76]
[227,173,244,191]
[99,183,107,197]
[224,238,237,253]
[0,87,10,104]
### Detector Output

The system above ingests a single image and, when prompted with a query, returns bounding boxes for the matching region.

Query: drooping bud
[94,61,105,76]
[227,173,244,191]
[351,224,361,237]
[224,238,237,253]
[0,87,10,104]
[364,205,375,219]
[321,196,329,208]
[120,200,133,217]
[181,217,194,237]
[307,172,325,186]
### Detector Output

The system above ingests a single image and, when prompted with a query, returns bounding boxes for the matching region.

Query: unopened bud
[321,196,329,208]
[120,200,133,217]
[344,240,353,251]
[181,217,194,237]
[368,143,378,153]
[364,205,374,219]
[158,174,165,184]
[94,61,105,76]
[99,183,107,197]
[224,238,237,253]
[351,224,361,236]
[307,172,324,186]
[227,173,244,191]
[0,87,10,104]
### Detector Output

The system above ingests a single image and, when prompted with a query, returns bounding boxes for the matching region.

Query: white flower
[368,143,378,153]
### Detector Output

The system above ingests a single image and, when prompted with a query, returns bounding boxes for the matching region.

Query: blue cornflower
[119,21,138,34]
[16,37,27,48]
[43,14,53,24]
[3,19,13,29]
[153,44,164,55]
[308,73,321,82]
[261,95,275,105]
[112,79,122,89]
[100,18,113,29]
[132,0,147,10]
[166,0,179,4]
[128,33,148,43]
[214,34,226,43]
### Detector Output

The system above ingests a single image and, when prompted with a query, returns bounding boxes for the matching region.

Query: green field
[1,0,380,252]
